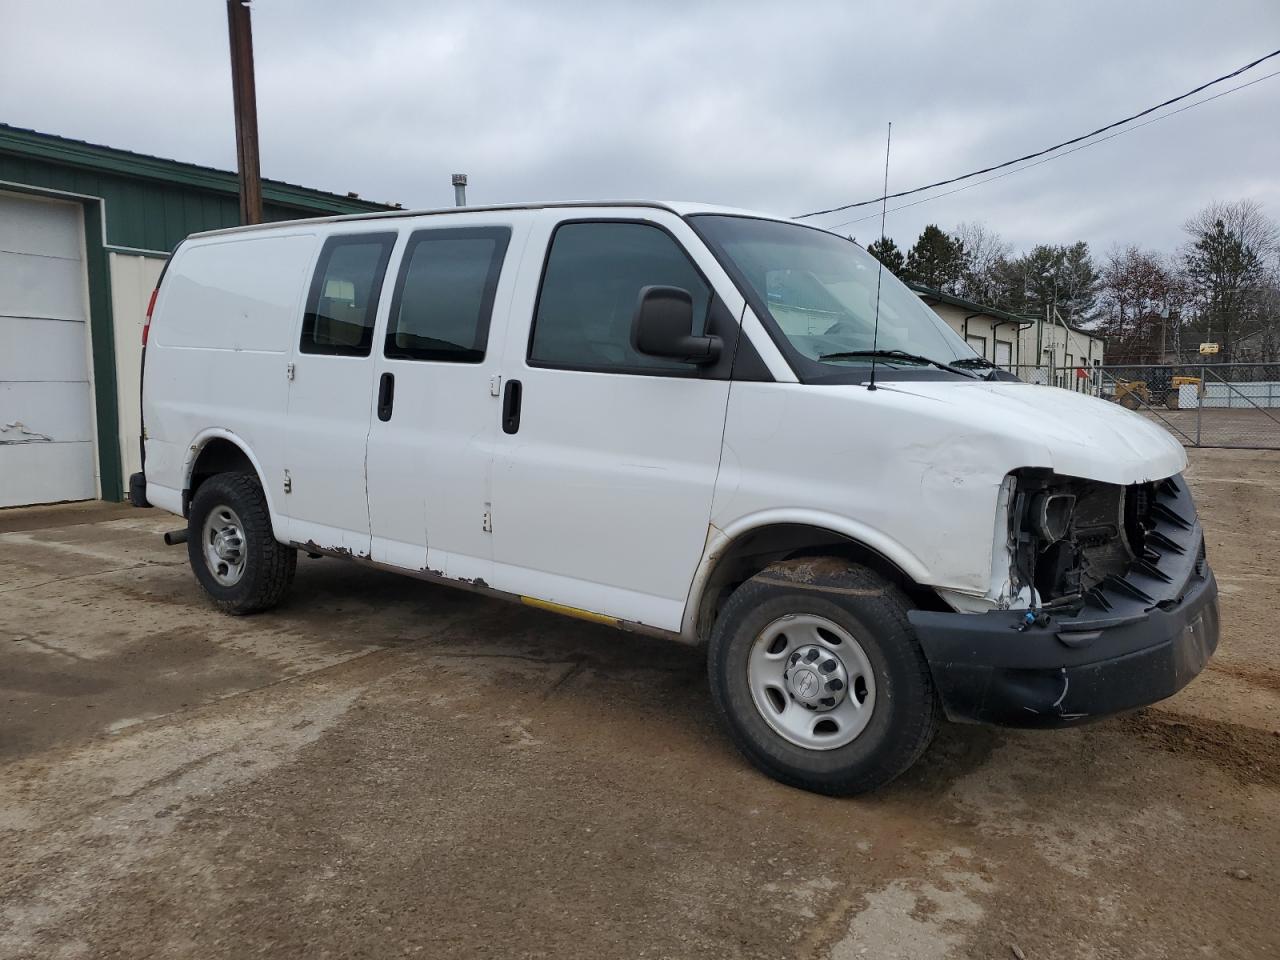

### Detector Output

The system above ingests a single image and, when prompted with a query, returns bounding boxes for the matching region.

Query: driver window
[529,221,711,373]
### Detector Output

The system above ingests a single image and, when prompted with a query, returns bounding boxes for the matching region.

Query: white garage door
[0,192,97,507]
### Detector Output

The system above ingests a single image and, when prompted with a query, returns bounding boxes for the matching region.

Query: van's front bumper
[907,474,1218,727]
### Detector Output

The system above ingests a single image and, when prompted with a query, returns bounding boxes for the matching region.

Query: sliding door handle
[502,379,522,434]
[377,372,395,422]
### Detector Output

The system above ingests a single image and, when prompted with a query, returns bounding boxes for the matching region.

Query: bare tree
[1096,246,1189,363]
[1235,261,1280,362]
[1180,199,1280,361]
[953,221,1012,303]
[1184,199,1280,257]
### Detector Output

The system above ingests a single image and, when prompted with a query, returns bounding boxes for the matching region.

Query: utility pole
[227,0,262,224]
[452,173,468,207]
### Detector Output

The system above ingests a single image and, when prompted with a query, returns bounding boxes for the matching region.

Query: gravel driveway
[2,449,1277,959]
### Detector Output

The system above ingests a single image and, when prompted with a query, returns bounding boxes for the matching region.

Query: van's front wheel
[187,472,296,615]
[707,560,939,795]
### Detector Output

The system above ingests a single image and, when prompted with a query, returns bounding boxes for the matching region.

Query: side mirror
[631,285,722,365]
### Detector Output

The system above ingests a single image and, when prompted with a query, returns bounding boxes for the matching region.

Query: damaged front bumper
[908,474,1219,727]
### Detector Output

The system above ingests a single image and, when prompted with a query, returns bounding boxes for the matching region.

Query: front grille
[1083,474,1202,614]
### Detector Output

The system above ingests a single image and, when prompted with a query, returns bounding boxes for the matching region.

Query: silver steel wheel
[747,613,877,751]
[202,504,247,587]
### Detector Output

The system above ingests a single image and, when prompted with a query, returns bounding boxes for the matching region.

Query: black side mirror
[631,285,722,365]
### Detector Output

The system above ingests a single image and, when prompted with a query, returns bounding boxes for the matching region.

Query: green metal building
[0,123,391,506]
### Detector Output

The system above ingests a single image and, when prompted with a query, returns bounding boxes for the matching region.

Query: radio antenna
[867,121,892,392]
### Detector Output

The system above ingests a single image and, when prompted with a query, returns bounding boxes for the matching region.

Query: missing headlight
[1009,470,1138,608]
[1029,492,1076,542]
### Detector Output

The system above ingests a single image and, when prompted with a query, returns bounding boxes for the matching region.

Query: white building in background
[910,283,1104,387]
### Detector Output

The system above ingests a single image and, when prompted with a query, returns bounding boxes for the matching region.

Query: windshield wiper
[951,356,1001,380]
[816,349,979,379]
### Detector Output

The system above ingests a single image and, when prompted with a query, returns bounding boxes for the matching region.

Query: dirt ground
[2,448,1277,960]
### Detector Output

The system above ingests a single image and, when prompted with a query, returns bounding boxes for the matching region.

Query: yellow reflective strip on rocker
[520,596,619,627]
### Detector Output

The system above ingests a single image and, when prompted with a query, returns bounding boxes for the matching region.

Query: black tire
[707,560,939,796]
[187,471,296,615]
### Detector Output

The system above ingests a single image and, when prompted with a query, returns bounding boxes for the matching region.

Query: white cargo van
[134,201,1218,794]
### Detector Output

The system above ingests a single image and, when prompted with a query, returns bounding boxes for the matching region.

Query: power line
[794,47,1280,220]
[826,67,1280,231]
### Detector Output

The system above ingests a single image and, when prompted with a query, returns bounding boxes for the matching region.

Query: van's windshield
[692,215,975,379]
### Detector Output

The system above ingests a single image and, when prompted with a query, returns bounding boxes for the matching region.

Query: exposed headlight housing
[1029,492,1076,542]
[1006,470,1149,610]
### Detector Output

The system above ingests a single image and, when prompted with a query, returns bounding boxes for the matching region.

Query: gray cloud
[2,0,1277,255]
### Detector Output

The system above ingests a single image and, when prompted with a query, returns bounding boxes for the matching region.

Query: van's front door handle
[502,379,522,434]
[377,372,395,422]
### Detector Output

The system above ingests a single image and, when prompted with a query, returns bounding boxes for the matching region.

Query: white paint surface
[144,230,319,535]
[108,252,164,488]
[366,215,533,576]
[142,203,1188,632]
[488,208,746,629]
[0,191,95,506]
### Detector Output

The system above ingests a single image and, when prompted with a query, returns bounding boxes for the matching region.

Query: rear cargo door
[284,230,397,556]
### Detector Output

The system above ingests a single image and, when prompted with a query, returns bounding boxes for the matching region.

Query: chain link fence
[1004,362,1280,449]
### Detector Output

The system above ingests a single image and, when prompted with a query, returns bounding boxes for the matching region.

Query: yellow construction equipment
[1114,379,1151,409]
[1167,376,1203,409]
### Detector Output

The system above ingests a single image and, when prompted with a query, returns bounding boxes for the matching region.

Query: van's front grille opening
[1011,471,1199,614]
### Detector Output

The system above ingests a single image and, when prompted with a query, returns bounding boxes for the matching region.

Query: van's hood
[879,379,1186,485]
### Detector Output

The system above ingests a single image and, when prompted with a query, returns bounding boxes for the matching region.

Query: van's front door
[365,222,522,576]
[285,231,397,556]
[491,210,745,632]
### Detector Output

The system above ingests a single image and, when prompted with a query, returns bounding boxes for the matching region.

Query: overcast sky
[3,0,1277,255]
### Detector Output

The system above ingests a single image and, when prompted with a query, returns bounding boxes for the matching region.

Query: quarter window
[385,228,511,363]
[529,221,710,373]
[301,233,396,356]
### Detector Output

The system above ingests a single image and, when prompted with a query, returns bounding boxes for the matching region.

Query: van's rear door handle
[377,372,395,422]
[502,379,522,434]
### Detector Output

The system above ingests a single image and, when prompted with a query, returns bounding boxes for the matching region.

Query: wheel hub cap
[202,505,246,587]
[784,645,848,711]
[212,529,238,561]
[746,613,877,751]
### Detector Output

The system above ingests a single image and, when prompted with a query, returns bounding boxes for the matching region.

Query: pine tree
[903,225,965,291]
[1181,202,1276,362]
[866,236,905,275]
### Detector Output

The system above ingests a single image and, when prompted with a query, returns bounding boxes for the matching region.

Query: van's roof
[187,200,802,240]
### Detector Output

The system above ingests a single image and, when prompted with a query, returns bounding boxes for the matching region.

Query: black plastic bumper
[908,474,1219,727]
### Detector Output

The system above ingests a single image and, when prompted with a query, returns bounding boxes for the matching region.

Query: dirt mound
[1122,709,1280,787]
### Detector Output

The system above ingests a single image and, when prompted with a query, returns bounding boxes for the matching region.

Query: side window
[301,233,396,356]
[529,221,711,373]
[385,227,511,363]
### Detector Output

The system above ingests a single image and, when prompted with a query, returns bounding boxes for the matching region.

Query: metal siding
[162,189,185,249]
[82,201,124,500]
[0,156,380,253]
[1,129,391,502]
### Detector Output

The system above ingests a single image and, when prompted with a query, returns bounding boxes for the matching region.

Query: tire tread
[707,562,940,795]
[188,472,296,615]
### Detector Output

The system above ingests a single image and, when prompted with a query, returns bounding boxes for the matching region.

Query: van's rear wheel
[187,472,296,615]
[707,560,939,795]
